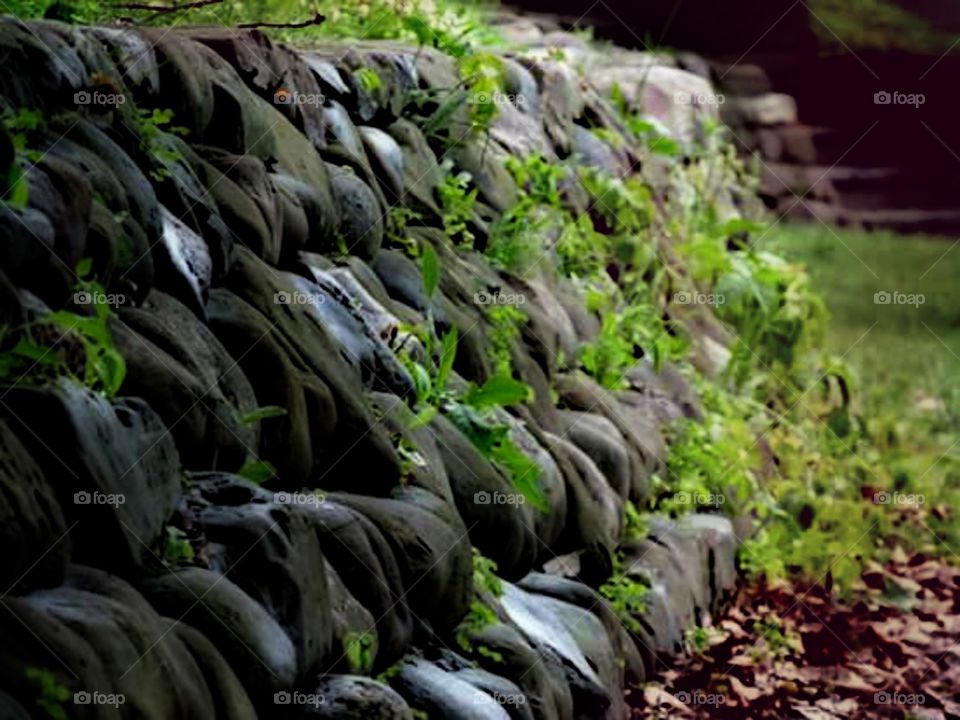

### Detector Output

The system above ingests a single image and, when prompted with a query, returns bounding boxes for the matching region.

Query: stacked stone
[0,17,738,719]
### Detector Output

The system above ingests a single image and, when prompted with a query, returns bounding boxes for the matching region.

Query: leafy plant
[134,108,188,182]
[599,556,650,635]
[354,67,382,94]
[437,163,478,247]
[239,405,287,426]
[236,458,277,485]
[25,667,70,720]
[486,154,567,274]
[455,550,505,663]
[0,270,126,397]
[343,631,376,673]
[162,526,195,567]
[459,52,505,135]
[486,304,526,376]
[622,500,648,539]
[1,108,44,209]
[400,242,545,509]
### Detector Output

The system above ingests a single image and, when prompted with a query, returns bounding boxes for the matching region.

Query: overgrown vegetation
[808,0,955,53]
[0,262,126,397]
[4,0,955,638]
[399,244,547,511]
[455,549,505,663]
[417,58,959,602]
[24,667,70,720]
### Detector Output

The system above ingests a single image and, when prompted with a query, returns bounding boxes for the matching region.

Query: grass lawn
[760,223,960,555]
[762,223,960,415]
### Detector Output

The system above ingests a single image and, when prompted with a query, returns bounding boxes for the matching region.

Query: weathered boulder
[555,373,664,501]
[366,392,453,501]
[517,573,646,686]
[292,265,413,398]
[465,621,574,720]
[386,118,444,217]
[498,583,614,720]
[297,675,413,719]
[430,414,539,580]
[543,432,622,562]
[60,566,217,719]
[0,421,69,593]
[555,410,632,500]
[723,93,798,126]
[302,500,414,669]
[114,290,258,472]
[185,472,334,677]
[141,567,298,704]
[451,667,535,720]
[390,658,511,720]
[324,564,379,674]
[171,622,258,720]
[358,125,405,202]
[212,247,401,492]
[328,164,384,260]
[3,379,180,572]
[331,489,473,632]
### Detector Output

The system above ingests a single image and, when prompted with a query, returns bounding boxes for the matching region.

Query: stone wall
[713,56,960,235]
[0,15,740,720]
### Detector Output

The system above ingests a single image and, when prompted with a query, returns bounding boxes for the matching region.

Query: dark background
[508,0,960,231]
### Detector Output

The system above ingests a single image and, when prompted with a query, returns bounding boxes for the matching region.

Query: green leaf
[409,361,433,400]
[5,165,28,208]
[409,405,438,429]
[240,406,288,426]
[490,438,548,512]
[421,244,440,300]
[237,459,277,485]
[435,328,458,393]
[463,375,530,409]
[75,258,93,278]
[403,16,435,46]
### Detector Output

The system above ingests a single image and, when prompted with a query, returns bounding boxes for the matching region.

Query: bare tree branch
[237,12,326,29]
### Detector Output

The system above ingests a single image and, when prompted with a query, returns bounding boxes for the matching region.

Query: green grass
[763,224,960,415]
[761,223,960,561]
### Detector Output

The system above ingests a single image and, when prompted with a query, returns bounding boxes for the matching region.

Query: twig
[237,13,326,30]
